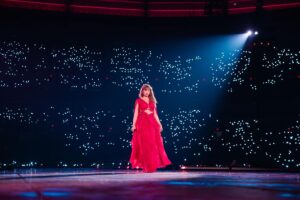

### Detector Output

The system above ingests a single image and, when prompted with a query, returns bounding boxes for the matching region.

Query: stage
[1,169,300,200]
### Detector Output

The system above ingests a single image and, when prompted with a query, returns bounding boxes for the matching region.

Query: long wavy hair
[138,84,158,104]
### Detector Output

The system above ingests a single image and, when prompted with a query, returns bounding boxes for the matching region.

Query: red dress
[129,97,172,172]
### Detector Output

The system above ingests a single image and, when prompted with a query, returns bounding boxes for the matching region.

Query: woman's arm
[154,105,163,130]
[131,100,139,131]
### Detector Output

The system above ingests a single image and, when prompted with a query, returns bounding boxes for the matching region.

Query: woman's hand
[131,125,136,132]
[159,124,163,132]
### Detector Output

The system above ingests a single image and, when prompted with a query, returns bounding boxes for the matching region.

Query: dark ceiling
[0,0,300,17]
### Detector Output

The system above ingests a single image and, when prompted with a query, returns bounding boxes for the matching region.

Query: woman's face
[142,87,150,97]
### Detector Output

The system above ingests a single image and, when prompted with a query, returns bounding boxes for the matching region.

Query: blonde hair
[138,84,158,104]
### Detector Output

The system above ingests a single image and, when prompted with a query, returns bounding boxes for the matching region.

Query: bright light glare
[246,30,253,36]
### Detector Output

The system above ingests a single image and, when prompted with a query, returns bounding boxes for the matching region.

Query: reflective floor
[1,169,300,200]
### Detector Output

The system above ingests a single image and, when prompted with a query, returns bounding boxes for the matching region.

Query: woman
[129,84,172,173]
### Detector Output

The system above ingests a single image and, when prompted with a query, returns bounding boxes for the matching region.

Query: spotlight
[246,30,253,36]
[245,30,259,38]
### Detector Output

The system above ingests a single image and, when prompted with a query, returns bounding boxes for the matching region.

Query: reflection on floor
[1,169,300,200]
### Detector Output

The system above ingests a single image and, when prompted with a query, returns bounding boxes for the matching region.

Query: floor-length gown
[129,97,172,172]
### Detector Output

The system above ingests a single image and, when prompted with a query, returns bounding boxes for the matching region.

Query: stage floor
[1,169,300,200]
